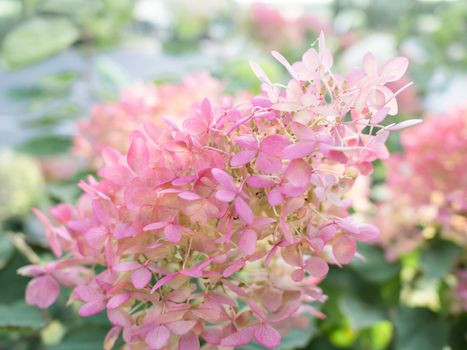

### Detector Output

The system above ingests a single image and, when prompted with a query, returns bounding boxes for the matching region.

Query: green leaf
[0,302,46,330]
[1,16,78,69]
[0,252,30,303]
[351,243,401,283]
[0,234,14,269]
[16,135,72,156]
[420,240,462,280]
[394,307,448,350]
[47,325,111,350]
[339,295,387,330]
[449,315,467,350]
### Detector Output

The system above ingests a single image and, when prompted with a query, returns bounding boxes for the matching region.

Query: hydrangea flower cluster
[249,3,332,53]
[380,107,467,254]
[19,34,414,349]
[74,73,228,166]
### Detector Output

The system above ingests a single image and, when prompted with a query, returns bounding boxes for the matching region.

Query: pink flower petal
[234,197,254,225]
[246,175,275,188]
[178,192,202,201]
[332,235,356,265]
[74,285,103,302]
[215,189,236,202]
[211,168,237,192]
[304,257,329,278]
[145,325,170,350]
[238,229,258,256]
[107,293,131,309]
[282,142,314,159]
[79,300,106,317]
[223,259,245,278]
[231,150,257,167]
[164,224,182,243]
[143,222,168,231]
[254,324,281,349]
[167,320,197,335]
[221,326,256,347]
[285,159,311,187]
[268,187,284,206]
[127,137,148,175]
[179,332,200,350]
[131,267,152,289]
[114,261,141,272]
[25,275,59,309]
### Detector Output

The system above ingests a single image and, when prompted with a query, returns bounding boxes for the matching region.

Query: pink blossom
[21,33,412,349]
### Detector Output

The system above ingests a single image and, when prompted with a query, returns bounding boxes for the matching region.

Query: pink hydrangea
[382,107,467,252]
[74,73,229,167]
[249,3,332,52]
[21,33,413,349]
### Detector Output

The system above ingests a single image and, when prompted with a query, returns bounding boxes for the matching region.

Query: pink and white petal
[230,150,257,167]
[304,257,329,278]
[246,175,275,188]
[257,151,283,174]
[143,221,168,231]
[215,189,236,202]
[380,57,408,83]
[164,224,182,243]
[267,187,284,206]
[179,332,200,350]
[104,327,121,350]
[131,268,152,289]
[234,197,254,225]
[25,275,60,309]
[221,326,256,347]
[114,261,141,272]
[254,324,281,349]
[282,142,314,159]
[356,223,380,242]
[223,259,245,278]
[107,293,131,309]
[74,285,103,302]
[238,229,258,256]
[127,137,149,175]
[332,236,357,265]
[261,135,290,155]
[145,325,170,350]
[167,320,197,335]
[211,168,237,192]
[285,159,311,187]
[78,300,107,317]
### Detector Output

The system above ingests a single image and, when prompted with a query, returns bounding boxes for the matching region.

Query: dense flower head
[383,108,467,248]
[20,33,414,349]
[249,3,332,53]
[74,73,227,166]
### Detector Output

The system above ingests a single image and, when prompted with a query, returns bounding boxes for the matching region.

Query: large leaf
[1,16,78,69]
[47,325,111,350]
[0,234,14,269]
[0,302,46,330]
[420,240,462,280]
[339,295,387,330]
[16,135,72,156]
[394,307,448,350]
[449,315,467,350]
[351,243,401,283]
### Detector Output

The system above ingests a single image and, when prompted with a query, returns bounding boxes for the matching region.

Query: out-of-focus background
[0,0,466,349]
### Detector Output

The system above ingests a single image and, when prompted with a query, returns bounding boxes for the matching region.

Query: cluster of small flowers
[19,34,414,349]
[74,73,228,167]
[249,3,332,52]
[380,108,467,255]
